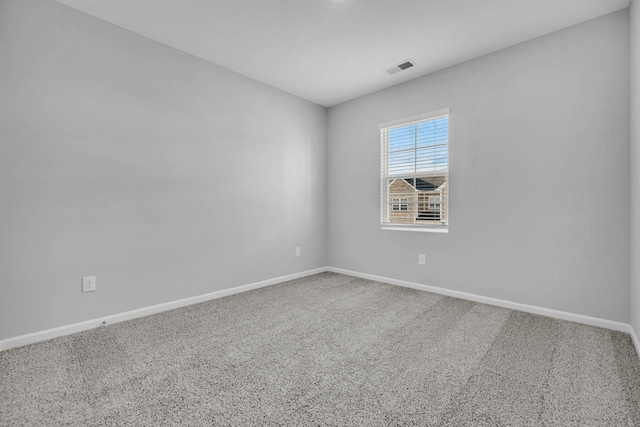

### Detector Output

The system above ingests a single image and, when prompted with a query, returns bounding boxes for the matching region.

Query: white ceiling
[54,0,630,107]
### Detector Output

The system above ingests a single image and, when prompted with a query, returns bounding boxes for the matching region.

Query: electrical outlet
[82,276,96,292]
[295,247,301,257]
[418,254,426,265]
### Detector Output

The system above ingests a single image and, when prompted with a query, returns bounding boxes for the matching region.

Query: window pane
[388,124,415,152]
[386,176,447,224]
[416,145,448,172]
[414,175,447,224]
[388,150,415,175]
[417,117,448,147]
[387,179,415,224]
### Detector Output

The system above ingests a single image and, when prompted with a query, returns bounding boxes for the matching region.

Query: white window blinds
[380,109,449,230]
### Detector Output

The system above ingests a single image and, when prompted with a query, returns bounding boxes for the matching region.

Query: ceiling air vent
[385,60,414,75]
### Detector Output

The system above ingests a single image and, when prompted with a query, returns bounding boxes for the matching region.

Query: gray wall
[0,0,328,340]
[327,10,630,323]
[631,0,640,338]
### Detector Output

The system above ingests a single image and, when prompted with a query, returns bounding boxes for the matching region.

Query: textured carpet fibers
[1,272,639,426]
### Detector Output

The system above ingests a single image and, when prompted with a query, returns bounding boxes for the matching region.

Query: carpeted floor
[1,272,639,426]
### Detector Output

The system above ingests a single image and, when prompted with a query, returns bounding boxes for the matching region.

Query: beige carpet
[1,272,639,426]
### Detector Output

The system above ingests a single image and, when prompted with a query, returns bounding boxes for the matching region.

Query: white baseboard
[2,266,636,355]
[0,267,327,352]
[631,326,640,357]
[327,267,633,334]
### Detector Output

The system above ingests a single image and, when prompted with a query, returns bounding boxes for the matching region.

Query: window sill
[381,225,448,233]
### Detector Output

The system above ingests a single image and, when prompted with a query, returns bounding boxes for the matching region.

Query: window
[428,196,441,210]
[380,109,449,231]
[392,198,408,211]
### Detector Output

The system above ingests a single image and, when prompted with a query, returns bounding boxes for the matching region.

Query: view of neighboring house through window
[380,109,449,230]
[392,198,408,211]
[428,196,441,210]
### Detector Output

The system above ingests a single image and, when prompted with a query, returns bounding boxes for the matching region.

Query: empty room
[1,0,640,425]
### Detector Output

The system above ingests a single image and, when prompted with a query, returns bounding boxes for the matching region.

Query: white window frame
[380,108,450,233]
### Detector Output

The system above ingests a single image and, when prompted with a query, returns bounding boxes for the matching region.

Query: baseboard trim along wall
[0,267,326,352]
[2,266,637,355]
[327,267,634,335]
[631,326,640,357]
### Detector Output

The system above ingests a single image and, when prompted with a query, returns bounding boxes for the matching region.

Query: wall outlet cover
[82,276,96,292]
